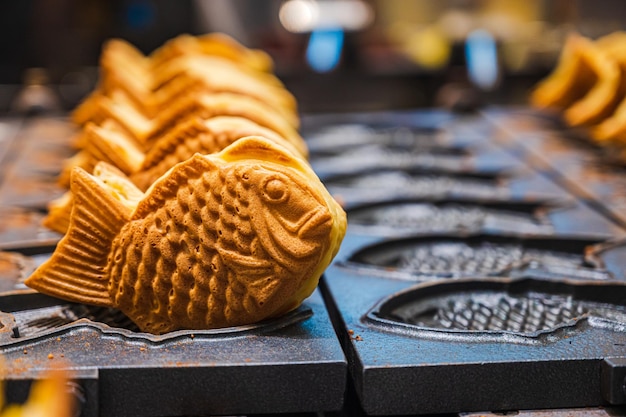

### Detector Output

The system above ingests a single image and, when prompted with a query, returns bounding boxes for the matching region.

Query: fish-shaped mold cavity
[25,136,347,334]
[305,124,454,157]
[345,198,555,237]
[345,234,605,279]
[321,168,505,202]
[366,277,626,341]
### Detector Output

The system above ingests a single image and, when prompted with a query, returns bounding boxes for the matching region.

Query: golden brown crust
[131,116,305,190]
[109,138,340,333]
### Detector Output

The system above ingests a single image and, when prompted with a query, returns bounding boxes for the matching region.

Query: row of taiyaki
[26,34,347,335]
[45,33,310,234]
[531,32,626,146]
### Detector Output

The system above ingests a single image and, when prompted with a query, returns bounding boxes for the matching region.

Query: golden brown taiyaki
[71,92,302,149]
[45,163,142,234]
[530,33,622,127]
[47,116,309,234]
[128,115,307,189]
[149,32,274,73]
[59,111,307,185]
[98,52,297,126]
[26,136,347,334]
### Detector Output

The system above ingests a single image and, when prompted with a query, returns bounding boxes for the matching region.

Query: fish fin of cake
[134,153,217,219]
[25,167,134,306]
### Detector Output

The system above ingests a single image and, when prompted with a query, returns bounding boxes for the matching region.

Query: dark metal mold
[345,197,558,237]
[304,123,458,157]
[0,289,346,417]
[320,265,626,415]
[365,277,626,343]
[0,291,312,344]
[0,207,61,251]
[345,195,626,240]
[0,251,41,294]
[323,167,510,206]
[0,172,65,210]
[310,145,474,178]
[485,109,626,229]
[342,233,609,281]
[313,109,626,415]
[310,136,530,184]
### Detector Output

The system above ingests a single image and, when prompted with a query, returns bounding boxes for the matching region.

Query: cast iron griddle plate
[366,277,626,340]
[310,144,474,178]
[0,288,346,417]
[0,251,42,293]
[485,109,626,229]
[304,123,461,157]
[321,163,576,207]
[341,234,609,281]
[0,117,74,209]
[0,207,61,251]
[346,198,556,237]
[321,271,626,415]
[343,196,626,239]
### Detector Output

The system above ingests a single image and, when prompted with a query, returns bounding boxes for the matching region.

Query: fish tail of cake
[83,123,146,175]
[25,167,134,306]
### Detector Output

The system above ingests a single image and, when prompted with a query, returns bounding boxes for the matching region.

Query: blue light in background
[125,0,156,30]
[306,28,345,73]
[465,29,499,90]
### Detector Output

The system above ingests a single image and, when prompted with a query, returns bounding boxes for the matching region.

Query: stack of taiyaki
[26,34,347,335]
[531,32,626,147]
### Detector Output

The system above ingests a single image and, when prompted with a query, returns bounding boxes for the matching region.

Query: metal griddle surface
[1,287,346,417]
[304,109,626,416]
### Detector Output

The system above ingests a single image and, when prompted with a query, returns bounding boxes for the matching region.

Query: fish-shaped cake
[26,136,347,334]
[71,91,301,149]
[45,116,309,234]
[148,32,275,73]
[98,53,297,127]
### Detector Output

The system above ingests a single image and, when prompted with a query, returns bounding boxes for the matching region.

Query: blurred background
[1,0,626,114]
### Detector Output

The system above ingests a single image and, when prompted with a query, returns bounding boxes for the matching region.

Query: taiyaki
[530,33,621,126]
[149,32,274,73]
[45,162,143,234]
[47,116,309,234]
[26,136,347,334]
[71,92,302,149]
[130,115,307,188]
[589,32,626,143]
[44,191,73,234]
[98,53,297,126]
[59,111,307,185]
